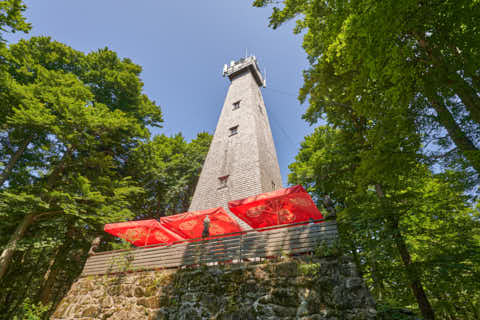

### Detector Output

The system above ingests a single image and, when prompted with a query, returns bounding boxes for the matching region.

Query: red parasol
[104,219,183,247]
[228,185,323,230]
[160,207,243,240]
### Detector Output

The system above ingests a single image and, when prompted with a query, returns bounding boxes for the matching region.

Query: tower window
[272,181,276,190]
[232,100,241,110]
[258,104,263,114]
[229,125,238,136]
[218,175,229,188]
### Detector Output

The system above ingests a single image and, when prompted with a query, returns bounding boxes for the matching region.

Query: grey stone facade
[52,257,377,320]
[189,57,283,215]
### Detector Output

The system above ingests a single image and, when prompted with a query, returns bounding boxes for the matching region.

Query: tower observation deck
[222,56,266,87]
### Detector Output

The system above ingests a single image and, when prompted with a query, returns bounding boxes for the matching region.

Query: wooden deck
[81,220,338,276]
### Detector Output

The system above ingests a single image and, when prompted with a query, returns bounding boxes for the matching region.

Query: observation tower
[189,56,283,215]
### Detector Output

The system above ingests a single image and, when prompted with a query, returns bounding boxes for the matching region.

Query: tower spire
[189,56,282,216]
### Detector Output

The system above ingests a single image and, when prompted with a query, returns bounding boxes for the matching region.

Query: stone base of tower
[52,255,376,320]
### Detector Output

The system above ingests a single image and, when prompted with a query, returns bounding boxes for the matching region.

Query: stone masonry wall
[52,255,376,320]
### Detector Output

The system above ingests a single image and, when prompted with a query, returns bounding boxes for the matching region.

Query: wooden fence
[81,219,338,276]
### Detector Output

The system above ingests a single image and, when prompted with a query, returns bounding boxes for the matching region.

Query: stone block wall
[52,256,376,320]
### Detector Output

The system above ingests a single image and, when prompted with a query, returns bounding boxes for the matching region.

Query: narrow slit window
[218,175,229,188]
[271,181,276,190]
[229,125,238,136]
[232,100,241,110]
[258,104,263,114]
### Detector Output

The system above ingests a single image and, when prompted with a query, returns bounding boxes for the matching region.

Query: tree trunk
[375,184,435,320]
[37,246,62,305]
[46,146,73,187]
[38,246,76,306]
[450,73,480,125]
[428,95,480,172]
[0,136,33,187]
[415,34,480,125]
[12,247,46,315]
[391,218,435,320]
[0,213,36,280]
[472,75,480,92]
[370,258,384,300]
[0,147,74,281]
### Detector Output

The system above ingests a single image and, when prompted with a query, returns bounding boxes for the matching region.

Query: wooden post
[238,232,244,263]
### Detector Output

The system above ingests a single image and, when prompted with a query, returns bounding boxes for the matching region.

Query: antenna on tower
[264,68,267,87]
[245,48,248,58]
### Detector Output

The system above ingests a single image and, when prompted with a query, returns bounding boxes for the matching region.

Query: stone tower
[189,56,283,213]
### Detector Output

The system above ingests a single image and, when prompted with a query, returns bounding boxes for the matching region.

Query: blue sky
[5,1,315,184]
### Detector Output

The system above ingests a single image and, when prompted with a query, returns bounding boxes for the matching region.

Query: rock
[101,295,114,307]
[111,310,129,320]
[150,309,168,320]
[346,277,364,289]
[254,302,275,317]
[52,300,68,318]
[177,306,202,320]
[82,306,99,317]
[274,261,299,277]
[217,308,257,320]
[63,303,78,318]
[300,315,331,320]
[137,296,160,309]
[113,296,125,306]
[271,304,297,317]
[134,286,145,297]
[297,300,310,317]
[270,288,299,307]
[124,286,134,297]
[80,280,94,291]
[144,285,157,297]
[200,294,220,312]
[106,285,122,296]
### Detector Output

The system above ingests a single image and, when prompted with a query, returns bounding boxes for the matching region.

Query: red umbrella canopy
[160,207,243,239]
[228,185,323,230]
[104,219,183,247]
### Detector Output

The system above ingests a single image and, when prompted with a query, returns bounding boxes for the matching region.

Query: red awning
[104,219,183,247]
[160,207,243,240]
[228,185,323,230]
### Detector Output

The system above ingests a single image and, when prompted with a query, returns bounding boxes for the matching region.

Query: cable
[265,86,352,108]
[265,87,300,98]
[268,109,298,147]
[261,87,300,147]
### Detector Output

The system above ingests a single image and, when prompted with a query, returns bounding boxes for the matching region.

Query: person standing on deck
[202,215,210,238]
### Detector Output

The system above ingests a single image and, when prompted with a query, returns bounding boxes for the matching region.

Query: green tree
[254,1,480,318]
[0,131,211,318]
[254,0,480,175]
[0,0,29,40]
[0,36,162,280]
[290,126,480,319]
[0,0,29,130]
[126,132,212,219]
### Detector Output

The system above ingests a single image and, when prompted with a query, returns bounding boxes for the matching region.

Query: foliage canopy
[255,0,480,319]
